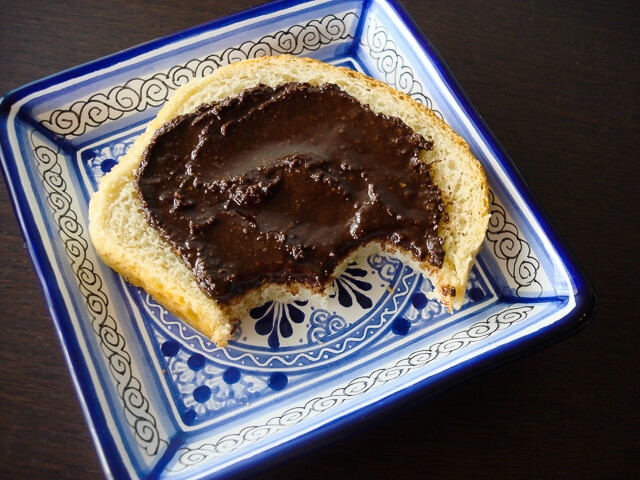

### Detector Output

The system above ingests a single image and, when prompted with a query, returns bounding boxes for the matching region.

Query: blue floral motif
[82,136,137,189]
[367,254,402,283]
[307,310,348,342]
[250,300,308,350]
[141,252,427,372]
[330,265,373,309]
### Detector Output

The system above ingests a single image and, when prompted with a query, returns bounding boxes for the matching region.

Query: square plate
[0,0,596,478]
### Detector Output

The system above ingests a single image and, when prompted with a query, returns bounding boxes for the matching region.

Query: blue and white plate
[0,0,596,478]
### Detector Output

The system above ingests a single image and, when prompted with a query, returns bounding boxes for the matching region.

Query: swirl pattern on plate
[40,11,359,137]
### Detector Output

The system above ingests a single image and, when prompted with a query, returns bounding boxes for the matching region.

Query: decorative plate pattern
[0,1,595,479]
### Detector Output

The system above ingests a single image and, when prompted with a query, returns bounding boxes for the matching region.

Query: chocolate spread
[135,82,446,303]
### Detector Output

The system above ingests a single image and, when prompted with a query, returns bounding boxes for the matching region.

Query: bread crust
[88,55,490,346]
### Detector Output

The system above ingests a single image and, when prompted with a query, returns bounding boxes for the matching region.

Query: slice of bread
[88,55,490,346]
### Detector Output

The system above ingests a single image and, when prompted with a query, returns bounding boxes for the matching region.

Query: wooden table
[1,1,638,478]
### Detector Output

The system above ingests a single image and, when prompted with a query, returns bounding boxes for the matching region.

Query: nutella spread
[135,82,446,303]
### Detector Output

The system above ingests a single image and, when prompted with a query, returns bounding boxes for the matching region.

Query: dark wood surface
[1,1,638,478]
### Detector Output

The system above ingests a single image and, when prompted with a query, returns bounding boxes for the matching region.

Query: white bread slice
[88,55,490,346]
